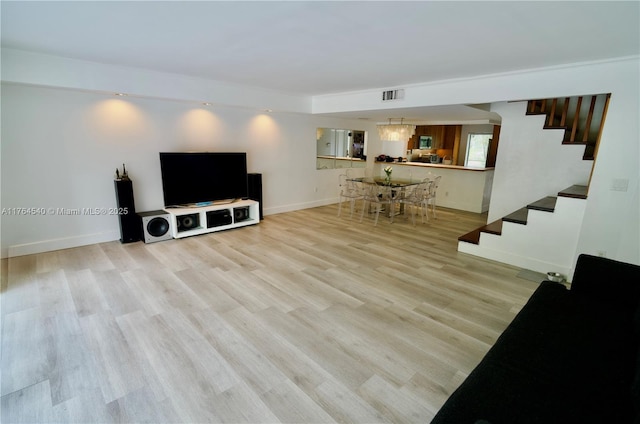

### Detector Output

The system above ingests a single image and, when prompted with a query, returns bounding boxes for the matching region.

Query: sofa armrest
[570,254,640,309]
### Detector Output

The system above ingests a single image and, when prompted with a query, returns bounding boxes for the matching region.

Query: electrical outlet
[597,251,607,257]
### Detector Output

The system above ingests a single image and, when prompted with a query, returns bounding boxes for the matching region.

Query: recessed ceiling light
[263,109,273,113]
[114,93,127,97]
[202,102,212,106]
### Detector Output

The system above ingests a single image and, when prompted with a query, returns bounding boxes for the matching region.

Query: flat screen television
[159,152,248,207]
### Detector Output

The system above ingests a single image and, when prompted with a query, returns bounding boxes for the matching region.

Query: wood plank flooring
[1,204,538,423]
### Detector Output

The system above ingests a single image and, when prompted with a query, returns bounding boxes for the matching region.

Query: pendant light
[377,118,416,142]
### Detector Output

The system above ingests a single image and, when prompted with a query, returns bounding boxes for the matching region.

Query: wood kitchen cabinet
[408,125,461,163]
[408,125,461,150]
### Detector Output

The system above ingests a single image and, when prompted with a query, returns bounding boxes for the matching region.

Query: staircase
[455,93,611,279]
[526,93,610,160]
[458,185,588,278]
[459,185,588,245]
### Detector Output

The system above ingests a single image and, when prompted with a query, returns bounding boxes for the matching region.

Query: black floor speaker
[248,173,263,220]
[114,179,141,243]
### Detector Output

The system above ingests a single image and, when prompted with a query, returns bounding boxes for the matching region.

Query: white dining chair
[399,179,431,225]
[359,182,400,226]
[337,174,364,219]
[425,175,442,218]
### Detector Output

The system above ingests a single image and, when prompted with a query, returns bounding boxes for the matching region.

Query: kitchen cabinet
[408,125,460,150]
[408,125,461,164]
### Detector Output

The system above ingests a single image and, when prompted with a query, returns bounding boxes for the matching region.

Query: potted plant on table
[384,166,393,185]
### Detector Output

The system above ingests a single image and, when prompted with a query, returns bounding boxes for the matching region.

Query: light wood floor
[1,204,538,423]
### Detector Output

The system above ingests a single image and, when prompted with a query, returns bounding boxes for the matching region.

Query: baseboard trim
[458,241,575,280]
[4,230,120,258]
[264,198,338,216]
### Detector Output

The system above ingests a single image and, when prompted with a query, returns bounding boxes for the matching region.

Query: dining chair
[425,175,442,218]
[337,174,364,219]
[359,182,400,226]
[399,179,431,225]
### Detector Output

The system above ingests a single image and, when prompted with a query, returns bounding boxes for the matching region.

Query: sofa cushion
[632,305,640,418]
[493,282,637,390]
[430,360,625,424]
[431,281,636,424]
[571,254,640,311]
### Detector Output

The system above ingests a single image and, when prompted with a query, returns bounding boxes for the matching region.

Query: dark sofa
[431,254,640,424]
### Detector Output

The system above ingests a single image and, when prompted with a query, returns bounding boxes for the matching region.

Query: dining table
[349,176,423,217]
[350,176,422,188]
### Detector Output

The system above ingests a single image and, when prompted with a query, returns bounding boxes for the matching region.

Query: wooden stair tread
[503,207,528,225]
[561,141,589,146]
[558,185,588,199]
[458,219,502,245]
[458,228,481,244]
[483,219,503,235]
[527,196,556,212]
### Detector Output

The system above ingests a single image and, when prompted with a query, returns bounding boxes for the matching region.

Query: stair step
[583,145,596,160]
[558,185,588,199]
[503,207,529,225]
[527,196,557,212]
[458,228,481,244]
[483,219,503,235]
[459,186,588,246]
[458,219,502,245]
[561,140,589,145]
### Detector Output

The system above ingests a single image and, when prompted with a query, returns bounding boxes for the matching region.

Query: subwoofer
[138,210,173,243]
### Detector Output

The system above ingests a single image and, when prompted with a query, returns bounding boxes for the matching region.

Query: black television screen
[159,152,248,207]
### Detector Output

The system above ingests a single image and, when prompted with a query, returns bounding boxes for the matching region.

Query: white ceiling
[2,1,638,122]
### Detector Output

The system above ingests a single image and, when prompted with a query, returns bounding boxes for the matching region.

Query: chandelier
[376,118,416,142]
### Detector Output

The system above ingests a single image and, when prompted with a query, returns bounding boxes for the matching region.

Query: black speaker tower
[247,173,263,220]
[114,179,141,243]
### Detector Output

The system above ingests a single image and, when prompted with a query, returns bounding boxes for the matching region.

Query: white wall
[314,57,640,266]
[0,82,376,257]
[488,101,593,221]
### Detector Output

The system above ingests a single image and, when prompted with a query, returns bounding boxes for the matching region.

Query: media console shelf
[166,199,259,239]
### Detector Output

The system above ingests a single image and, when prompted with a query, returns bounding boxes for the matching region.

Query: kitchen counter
[380,161,494,172]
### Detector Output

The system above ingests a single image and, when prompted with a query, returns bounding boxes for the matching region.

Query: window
[465,133,492,168]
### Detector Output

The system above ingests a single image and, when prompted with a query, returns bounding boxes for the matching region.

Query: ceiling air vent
[382,89,405,101]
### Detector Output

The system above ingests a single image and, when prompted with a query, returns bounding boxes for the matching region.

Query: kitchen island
[374,161,494,213]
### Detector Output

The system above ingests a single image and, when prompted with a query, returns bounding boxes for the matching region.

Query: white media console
[166,199,260,239]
